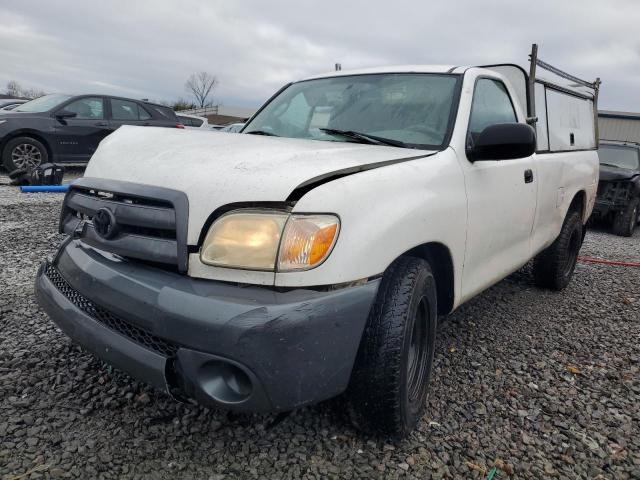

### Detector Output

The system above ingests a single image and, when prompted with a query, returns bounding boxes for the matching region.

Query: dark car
[0,94,183,171]
[593,140,640,236]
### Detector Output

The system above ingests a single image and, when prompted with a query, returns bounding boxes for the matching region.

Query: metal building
[598,110,640,142]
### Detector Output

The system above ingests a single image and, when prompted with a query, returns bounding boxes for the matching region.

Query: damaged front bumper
[593,180,633,217]
[35,239,379,412]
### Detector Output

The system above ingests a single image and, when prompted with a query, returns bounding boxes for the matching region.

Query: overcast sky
[1,0,639,111]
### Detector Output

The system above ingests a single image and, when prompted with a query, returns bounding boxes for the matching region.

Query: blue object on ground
[20,185,70,193]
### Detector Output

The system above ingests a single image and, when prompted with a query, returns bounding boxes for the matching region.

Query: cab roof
[300,65,459,81]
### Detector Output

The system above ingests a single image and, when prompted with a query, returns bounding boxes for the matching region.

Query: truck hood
[85,126,436,243]
[599,165,639,182]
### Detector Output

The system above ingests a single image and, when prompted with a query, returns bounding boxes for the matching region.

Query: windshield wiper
[319,128,408,148]
[245,130,279,137]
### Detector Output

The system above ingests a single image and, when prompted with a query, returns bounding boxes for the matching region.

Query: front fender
[276,148,467,306]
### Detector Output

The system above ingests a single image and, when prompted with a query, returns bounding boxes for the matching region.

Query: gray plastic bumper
[35,240,379,412]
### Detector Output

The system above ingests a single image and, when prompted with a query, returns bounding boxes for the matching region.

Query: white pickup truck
[36,45,600,437]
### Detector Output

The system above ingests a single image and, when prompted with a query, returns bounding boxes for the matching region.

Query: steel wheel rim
[407,297,430,403]
[563,227,581,277]
[11,143,42,169]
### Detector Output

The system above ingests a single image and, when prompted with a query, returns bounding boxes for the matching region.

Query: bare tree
[6,80,21,97]
[21,87,46,99]
[5,80,46,99]
[185,72,218,108]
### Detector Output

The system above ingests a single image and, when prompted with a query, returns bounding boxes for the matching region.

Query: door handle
[524,169,534,183]
[95,122,108,127]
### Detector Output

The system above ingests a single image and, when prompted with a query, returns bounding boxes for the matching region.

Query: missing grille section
[45,265,178,357]
[598,181,632,203]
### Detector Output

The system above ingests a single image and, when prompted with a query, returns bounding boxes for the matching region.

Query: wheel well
[402,242,454,315]
[568,190,586,221]
[1,131,53,162]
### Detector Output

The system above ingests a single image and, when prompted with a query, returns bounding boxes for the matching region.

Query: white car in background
[176,113,210,130]
[219,122,245,133]
[0,98,28,111]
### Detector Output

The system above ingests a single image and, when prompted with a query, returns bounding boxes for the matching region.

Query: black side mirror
[467,123,536,161]
[55,109,77,119]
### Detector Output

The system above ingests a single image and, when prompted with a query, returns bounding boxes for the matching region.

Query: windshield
[244,73,460,149]
[598,145,640,170]
[14,94,73,113]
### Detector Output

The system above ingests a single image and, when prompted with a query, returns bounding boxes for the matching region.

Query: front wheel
[612,197,639,237]
[533,210,583,290]
[2,136,48,171]
[347,256,437,437]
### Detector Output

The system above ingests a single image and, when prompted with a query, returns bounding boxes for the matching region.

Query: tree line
[3,71,218,111]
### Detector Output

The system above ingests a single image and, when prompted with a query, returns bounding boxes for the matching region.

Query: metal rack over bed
[527,43,601,147]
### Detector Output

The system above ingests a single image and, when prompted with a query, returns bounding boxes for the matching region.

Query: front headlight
[200,211,340,271]
[200,211,289,270]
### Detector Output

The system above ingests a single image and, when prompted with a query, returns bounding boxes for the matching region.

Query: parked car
[0,98,28,111]
[36,46,600,437]
[176,113,210,129]
[0,94,183,170]
[592,140,640,236]
[220,122,245,133]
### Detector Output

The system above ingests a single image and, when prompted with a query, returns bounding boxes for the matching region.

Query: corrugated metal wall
[599,116,640,142]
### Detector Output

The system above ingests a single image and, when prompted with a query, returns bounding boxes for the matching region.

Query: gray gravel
[1,170,639,479]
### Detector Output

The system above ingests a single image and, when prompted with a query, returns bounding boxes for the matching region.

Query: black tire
[347,256,437,438]
[533,210,583,291]
[2,136,48,171]
[612,197,639,237]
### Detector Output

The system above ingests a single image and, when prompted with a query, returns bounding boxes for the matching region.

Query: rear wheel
[612,197,639,237]
[533,210,583,290]
[2,136,48,171]
[347,256,437,437]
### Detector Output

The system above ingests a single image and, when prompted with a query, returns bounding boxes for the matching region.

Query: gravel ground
[1,170,639,479]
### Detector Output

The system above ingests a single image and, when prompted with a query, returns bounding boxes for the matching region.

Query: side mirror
[55,109,77,119]
[467,123,536,161]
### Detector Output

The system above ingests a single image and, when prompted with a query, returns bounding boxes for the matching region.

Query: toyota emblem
[93,208,118,239]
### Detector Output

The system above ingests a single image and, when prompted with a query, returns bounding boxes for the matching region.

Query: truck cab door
[459,78,537,300]
[52,97,111,162]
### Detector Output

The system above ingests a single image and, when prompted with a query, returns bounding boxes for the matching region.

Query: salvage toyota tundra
[36,45,601,437]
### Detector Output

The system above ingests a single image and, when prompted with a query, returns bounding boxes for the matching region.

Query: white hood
[85,126,434,243]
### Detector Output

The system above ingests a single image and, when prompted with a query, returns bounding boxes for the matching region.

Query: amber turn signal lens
[278,215,340,271]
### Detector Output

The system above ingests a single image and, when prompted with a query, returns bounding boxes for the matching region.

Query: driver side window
[468,79,516,136]
[64,97,104,120]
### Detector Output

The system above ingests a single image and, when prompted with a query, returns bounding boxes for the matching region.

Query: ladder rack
[527,43,601,145]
